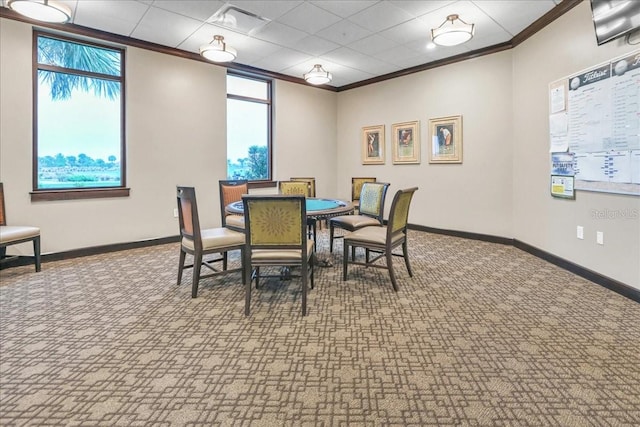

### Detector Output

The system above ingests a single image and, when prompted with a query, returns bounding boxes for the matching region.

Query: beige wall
[1,2,638,289]
[336,51,514,238]
[512,2,640,288]
[0,18,337,254]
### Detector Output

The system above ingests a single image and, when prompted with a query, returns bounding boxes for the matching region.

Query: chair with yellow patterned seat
[242,194,314,316]
[176,186,245,298]
[219,179,248,232]
[329,181,390,255]
[343,187,418,292]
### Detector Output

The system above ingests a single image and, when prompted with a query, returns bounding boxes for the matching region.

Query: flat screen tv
[590,0,640,45]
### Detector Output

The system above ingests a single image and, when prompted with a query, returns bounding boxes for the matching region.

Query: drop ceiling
[3,0,565,88]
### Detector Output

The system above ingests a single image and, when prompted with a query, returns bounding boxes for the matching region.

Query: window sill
[30,188,130,201]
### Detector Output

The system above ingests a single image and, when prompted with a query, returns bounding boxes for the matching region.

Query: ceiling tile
[348,34,399,56]
[254,21,309,47]
[347,1,414,32]
[150,0,225,21]
[130,6,203,47]
[310,1,380,19]
[315,19,372,46]
[292,35,341,56]
[73,0,149,36]
[251,47,312,72]
[378,18,431,44]
[472,0,556,36]
[228,1,303,21]
[389,0,455,17]
[278,2,342,34]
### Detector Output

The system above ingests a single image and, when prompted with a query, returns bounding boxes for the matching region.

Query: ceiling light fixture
[200,35,237,63]
[304,64,332,85]
[431,14,475,47]
[7,0,71,24]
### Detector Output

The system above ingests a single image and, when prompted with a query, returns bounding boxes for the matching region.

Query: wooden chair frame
[242,194,314,316]
[0,183,41,272]
[177,186,245,298]
[219,179,248,232]
[329,182,390,254]
[343,187,418,291]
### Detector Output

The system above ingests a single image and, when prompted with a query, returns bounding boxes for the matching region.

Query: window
[226,73,272,181]
[33,32,127,200]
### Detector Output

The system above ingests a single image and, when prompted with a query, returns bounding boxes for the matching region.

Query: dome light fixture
[199,35,237,63]
[7,0,72,24]
[431,14,475,47]
[304,64,332,85]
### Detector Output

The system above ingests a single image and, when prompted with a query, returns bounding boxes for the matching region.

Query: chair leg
[329,223,334,253]
[33,236,41,272]
[192,253,203,298]
[310,253,315,290]
[342,241,349,281]
[301,264,307,316]
[403,240,413,277]
[312,221,317,253]
[387,250,399,292]
[177,249,186,286]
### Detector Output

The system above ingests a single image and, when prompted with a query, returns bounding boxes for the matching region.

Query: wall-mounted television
[590,0,640,45]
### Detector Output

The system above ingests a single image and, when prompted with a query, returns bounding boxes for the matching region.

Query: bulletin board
[548,50,640,196]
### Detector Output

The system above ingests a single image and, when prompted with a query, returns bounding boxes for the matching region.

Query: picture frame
[362,125,385,165]
[428,115,463,164]
[550,175,575,199]
[392,121,420,164]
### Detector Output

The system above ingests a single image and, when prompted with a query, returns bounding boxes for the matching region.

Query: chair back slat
[387,187,419,236]
[279,181,310,196]
[176,186,201,249]
[358,182,390,221]
[290,177,316,197]
[0,183,6,226]
[351,177,376,201]
[243,195,306,248]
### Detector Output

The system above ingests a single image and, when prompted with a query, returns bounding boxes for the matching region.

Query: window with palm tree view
[35,33,124,190]
[227,74,271,181]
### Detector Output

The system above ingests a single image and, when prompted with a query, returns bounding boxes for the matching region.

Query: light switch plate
[597,231,604,245]
[577,226,584,239]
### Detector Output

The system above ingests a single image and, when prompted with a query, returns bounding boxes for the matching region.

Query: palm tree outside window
[33,32,125,195]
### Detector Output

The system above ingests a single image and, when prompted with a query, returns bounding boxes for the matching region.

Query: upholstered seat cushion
[344,226,404,246]
[225,215,245,229]
[0,225,40,244]
[181,227,245,251]
[251,240,314,263]
[330,215,381,229]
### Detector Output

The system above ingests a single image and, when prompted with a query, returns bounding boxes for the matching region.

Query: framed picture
[392,121,420,164]
[428,115,463,164]
[362,125,385,165]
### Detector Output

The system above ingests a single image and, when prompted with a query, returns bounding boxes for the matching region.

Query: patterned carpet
[1,229,639,426]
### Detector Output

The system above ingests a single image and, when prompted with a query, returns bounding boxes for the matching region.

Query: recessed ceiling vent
[207,5,270,35]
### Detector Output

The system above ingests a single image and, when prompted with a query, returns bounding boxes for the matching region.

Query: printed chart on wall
[548,50,640,196]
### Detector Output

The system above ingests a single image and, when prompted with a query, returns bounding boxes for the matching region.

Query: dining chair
[329,182,390,254]
[351,177,377,213]
[242,194,314,316]
[219,179,248,232]
[279,180,317,247]
[343,187,418,291]
[290,177,316,197]
[0,183,41,272]
[176,186,245,298]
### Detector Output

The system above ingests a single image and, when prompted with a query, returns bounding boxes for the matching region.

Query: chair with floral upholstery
[219,179,248,232]
[343,187,418,291]
[242,194,314,316]
[0,183,41,272]
[177,186,245,298]
[329,181,390,254]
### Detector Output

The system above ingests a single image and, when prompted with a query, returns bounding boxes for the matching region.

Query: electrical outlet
[173,208,179,218]
[596,231,604,245]
[576,225,584,240]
